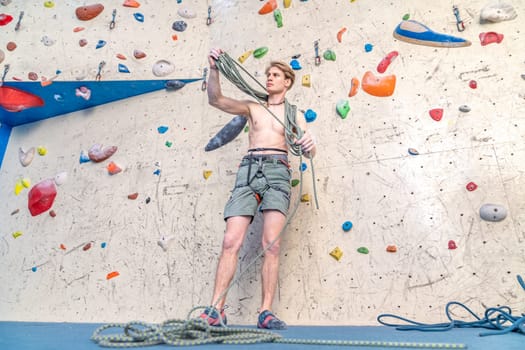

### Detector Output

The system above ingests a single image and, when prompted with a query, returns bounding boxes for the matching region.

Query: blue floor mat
[0,322,523,350]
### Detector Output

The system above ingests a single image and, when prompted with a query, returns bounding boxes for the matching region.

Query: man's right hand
[209,48,224,70]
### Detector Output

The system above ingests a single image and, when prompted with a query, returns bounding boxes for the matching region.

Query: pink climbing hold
[448,240,457,250]
[479,32,503,46]
[466,182,478,191]
[469,80,477,89]
[377,51,398,74]
[429,108,443,121]
[28,179,57,216]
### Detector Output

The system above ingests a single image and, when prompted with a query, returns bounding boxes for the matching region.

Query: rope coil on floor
[91,317,467,348]
[377,275,525,337]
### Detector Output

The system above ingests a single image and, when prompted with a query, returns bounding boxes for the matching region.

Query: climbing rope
[92,314,467,348]
[377,275,525,337]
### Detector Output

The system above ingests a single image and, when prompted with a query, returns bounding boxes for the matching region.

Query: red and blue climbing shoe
[199,307,227,326]
[257,310,287,330]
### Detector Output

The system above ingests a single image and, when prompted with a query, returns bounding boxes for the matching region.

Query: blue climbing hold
[31,266,37,272]
[153,169,161,176]
[364,43,373,52]
[134,13,144,22]
[290,59,302,70]
[79,150,91,164]
[304,109,317,123]
[342,221,353,232]
[157,126,169,134]
[101,242,107,248]
[300,162,307,171]
[96,40,106,49]
[118,64,130,73]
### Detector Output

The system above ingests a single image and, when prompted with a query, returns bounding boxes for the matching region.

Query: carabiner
[206,6,212,25]
[201,67,208,91]
[109,9,117,30]
[314,40,321,66]
[96,61,106,81]
[453,5,465,32]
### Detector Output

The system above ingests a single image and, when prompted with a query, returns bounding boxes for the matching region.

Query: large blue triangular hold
[0,78,201,127]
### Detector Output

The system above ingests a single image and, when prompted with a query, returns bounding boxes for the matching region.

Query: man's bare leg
[209,215,251,309]
[260,210,287,312]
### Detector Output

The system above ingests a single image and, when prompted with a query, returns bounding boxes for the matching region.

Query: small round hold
[6,41,17,51]
[304,109,317,123]
[79,39,88,47]
[289,59,302,70]
[459,105,471,113]
[300,162,307,171]
[342,221,353,232]
[364,43,373,52]
[408,148,419,155]
[172,20,187,32]
[28,72,38,81]
[466,182,478,191]
[448,240,457,250]
[134,12,145,22]
[469,80,477,89]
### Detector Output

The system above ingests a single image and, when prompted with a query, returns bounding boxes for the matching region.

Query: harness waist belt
[242,154,288,162]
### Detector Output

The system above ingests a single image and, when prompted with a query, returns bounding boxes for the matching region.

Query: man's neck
[267,93,286,106]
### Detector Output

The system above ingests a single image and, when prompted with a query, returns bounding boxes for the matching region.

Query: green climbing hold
[273,9,283,28]
[244,125,249,132]
[253,47,269,59]
[323,49,336,61]
[336,99,350,119]
[291,179,300,187]
[402,13,410,20]
[357,247,369,254]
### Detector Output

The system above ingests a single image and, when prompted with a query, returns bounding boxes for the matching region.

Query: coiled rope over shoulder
[214,52,318,208]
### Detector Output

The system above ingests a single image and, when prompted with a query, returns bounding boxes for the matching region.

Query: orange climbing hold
[348,77,359,97]
[75,4,104,21]
[107,161,122,175]
[386,245,397,253]
[73,27,85,32]
[259,0,277,15]
[106,271,120,280]
[123,0,140,8]
[337,27,347,43]
[361,71,396,97]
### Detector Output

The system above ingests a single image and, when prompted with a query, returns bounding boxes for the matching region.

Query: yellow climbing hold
[329,247,343,261]
[238,50,253,64]
[203,170,212,180]
[21,178,31,188]
[302,74,311,87]
[37,146,47,156]
[44,1,55,8]
[12,231,23,239]
[301,193,310,202]
[283,0,292,9]
[14,180,24,195]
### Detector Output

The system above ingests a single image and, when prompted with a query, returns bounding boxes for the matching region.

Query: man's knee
[262,238,281,255]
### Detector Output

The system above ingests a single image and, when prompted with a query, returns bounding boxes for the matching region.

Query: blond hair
[265,61,295,89]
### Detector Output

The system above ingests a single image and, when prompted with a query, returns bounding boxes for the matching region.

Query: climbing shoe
[199,307,227,326]
[257,310,287,330]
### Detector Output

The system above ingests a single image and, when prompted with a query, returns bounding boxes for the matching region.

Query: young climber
[201,48,316,329]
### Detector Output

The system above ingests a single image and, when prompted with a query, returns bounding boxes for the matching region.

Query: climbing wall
[0,0,524,326]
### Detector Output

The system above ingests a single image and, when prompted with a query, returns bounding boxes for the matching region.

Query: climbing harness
[377,275,525,337]
[453,5,465,32]
[109,9,117,30]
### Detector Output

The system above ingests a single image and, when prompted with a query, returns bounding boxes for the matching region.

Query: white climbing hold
[479,203,507,222]
[480,1,517,23]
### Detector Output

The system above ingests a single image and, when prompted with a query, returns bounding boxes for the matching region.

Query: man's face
[266,67,290,93]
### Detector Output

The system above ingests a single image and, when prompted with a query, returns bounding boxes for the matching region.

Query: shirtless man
[200,48,316,329]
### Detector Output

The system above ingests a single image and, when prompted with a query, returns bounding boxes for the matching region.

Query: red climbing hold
[0,14,13,26]
[466,182,478,191]
[469,80,477,89]
[448,240,457,250]
[479,32,503,46]
[377,51,398,74]
[28,179,57,216]
[429,108,443,121]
